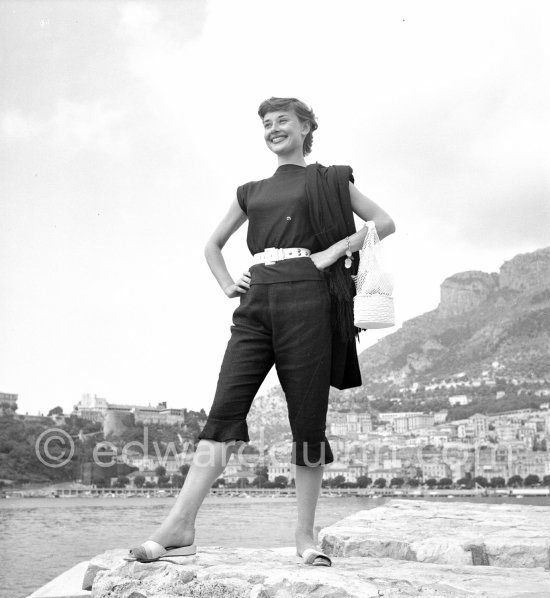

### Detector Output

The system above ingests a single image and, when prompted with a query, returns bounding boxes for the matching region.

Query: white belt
[252,247,311,266]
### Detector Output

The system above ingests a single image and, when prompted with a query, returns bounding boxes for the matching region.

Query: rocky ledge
[320,499,550,568]
[70,500,550,597]
[82,545,550,598]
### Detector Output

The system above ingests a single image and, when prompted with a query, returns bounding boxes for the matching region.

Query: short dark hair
[258,97,318,156]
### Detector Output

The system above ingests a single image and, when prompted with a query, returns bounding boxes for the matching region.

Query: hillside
[357,247,550,388]
[0,411,206,485]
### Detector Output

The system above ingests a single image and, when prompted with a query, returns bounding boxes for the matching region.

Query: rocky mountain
[247,386,293,445]
[356,247,550,389]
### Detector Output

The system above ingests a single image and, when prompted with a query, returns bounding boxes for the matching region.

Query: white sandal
[124,540,197,562]
[297,547,332,567]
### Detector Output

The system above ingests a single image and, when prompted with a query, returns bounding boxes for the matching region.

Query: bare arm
[204,196,251,298]
[310,182,396,270]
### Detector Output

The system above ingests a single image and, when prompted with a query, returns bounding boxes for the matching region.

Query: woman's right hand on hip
[224,271,251,298]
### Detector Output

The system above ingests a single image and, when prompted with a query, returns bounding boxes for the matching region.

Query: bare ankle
[174,515,196,530]
[295,527,314,537]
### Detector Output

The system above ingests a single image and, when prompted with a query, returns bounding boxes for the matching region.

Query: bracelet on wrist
[344,236,353,269]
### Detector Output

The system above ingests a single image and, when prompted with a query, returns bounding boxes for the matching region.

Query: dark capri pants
[198,277,334,467]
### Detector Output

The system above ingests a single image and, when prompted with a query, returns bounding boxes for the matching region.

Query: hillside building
[73,393,186,425]
[378,411,424,423]
[421,461,452,481]
[328,411,372,436]
[368,466,406,484]
[324,461,352,482]
[268,462,295,482]
[434,410,448,424]
[222,457,256,484]
[120,450,189,475]
[0,392,18,416]
[449,394,470,406]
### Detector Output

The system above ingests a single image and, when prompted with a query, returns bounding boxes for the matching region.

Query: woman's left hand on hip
[309,249,334,271]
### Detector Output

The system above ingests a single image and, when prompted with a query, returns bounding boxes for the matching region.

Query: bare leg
[147,439,236,548]
[294,464,324,556]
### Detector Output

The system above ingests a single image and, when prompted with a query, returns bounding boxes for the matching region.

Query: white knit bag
[352,221,395,329]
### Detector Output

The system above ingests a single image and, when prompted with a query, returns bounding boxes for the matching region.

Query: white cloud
[50,100,126,155]
[2,99,128,157]
[118,2,160,36]
[2,111,45,139]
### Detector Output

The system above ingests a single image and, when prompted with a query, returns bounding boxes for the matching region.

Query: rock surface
[82,501,550,597]
[439,271,498,317]
[499,247,550,293]
[437,248,550,316]
[319,499,550,568]
[85,546,550,598]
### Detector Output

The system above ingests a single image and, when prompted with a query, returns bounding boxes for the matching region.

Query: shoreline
[4,486,549,500]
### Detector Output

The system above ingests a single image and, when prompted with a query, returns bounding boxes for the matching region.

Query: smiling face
[262,109,311,157]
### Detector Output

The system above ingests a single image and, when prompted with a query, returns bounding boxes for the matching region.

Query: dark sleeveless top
[237,162,362,391]
[236,164,325,284]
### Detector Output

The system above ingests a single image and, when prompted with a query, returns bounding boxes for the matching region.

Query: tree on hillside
[0,400,17,415]
[339,481,358,488]
[473,476,489,487]
[356,476,372,488]
[274,475,288,488]
[0,417,81,484]
[390,477,404,488]
[48,406,63,416]
[117,463,138,477]
[524,474,540,487]
[133,475,145,488]
[252,465,268,488]
[254,465,268,478]
[157,474,171,487]
[171,474,184,488]
[327,475,346,488]
[507,475,523,488]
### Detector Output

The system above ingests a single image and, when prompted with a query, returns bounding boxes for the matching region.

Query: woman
[126,97,395,566]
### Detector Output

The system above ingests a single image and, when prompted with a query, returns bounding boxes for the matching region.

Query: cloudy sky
[1,0,548,416]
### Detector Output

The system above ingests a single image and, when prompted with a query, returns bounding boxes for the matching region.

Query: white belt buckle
[264,247,279,265]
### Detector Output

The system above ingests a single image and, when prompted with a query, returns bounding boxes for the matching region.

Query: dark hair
[257,97,318,156]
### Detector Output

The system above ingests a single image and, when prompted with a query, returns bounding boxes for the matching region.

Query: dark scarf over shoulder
[305,162,362,390]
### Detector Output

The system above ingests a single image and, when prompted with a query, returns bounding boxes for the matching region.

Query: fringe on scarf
[326,261,361,344]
